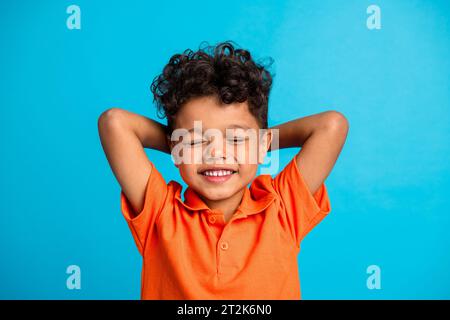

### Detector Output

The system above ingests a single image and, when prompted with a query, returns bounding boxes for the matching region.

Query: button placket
[208,215,216,224]
[217,224,233,276]
[220,241,229,250]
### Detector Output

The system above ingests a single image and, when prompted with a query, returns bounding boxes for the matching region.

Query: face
[168,95,272,203]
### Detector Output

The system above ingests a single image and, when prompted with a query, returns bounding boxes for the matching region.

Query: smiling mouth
[198,168,238,183]
[198,169,238,177]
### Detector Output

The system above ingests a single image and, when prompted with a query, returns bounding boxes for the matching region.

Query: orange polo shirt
[120,154,331,299]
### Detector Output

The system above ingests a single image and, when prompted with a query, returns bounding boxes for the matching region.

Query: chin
[198,185,237,201]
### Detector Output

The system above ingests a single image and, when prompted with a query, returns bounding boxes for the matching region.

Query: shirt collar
[175,180,275,217]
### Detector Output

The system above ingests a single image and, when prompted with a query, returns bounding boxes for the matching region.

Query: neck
[200,188,246,223]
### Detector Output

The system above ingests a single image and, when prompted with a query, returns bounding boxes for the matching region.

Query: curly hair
[150,40,274,134]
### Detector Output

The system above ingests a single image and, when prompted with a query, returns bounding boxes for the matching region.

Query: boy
[98,41,349,299]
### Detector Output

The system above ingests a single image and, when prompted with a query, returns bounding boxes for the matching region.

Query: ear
[258,129,273,164]
[166,134,173,151]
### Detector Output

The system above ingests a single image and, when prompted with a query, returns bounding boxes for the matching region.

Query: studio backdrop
[1,0,449,299]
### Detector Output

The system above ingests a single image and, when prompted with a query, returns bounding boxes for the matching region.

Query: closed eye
[188,140,207,146]
[228,137,247,144]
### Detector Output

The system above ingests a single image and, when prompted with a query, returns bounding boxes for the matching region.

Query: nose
[205,136,226,162]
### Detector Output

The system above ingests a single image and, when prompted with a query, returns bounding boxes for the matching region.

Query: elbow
[322,110,350,134]
[98,107,126,133]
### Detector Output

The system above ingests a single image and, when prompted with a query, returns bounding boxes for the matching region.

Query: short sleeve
[120,161,168,255]
[272,153,331,248]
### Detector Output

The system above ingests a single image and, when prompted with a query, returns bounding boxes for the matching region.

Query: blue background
[1,0,449,299]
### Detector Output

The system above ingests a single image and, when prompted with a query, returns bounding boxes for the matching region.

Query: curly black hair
[150,40,274,134]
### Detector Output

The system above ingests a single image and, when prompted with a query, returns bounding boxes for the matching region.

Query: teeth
[203,170,234,176]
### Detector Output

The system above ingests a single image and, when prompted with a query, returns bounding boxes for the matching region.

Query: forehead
[174,95,260,130]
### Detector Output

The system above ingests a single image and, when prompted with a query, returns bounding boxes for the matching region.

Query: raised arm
[97,108,170,216]
[269,110,349,194]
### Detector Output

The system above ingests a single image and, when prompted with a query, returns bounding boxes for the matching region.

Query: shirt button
[208,216,216,224]
[220,241,229,250]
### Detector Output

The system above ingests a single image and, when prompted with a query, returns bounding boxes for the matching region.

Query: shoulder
[167,180,184,196]
[249,173,280,200]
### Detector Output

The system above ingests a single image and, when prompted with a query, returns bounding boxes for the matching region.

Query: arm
[98,108,170,216]
[269,110,349,195]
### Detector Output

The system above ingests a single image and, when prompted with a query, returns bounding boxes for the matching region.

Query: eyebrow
[186,125,252,132]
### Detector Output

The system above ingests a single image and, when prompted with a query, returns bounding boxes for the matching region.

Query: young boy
[98,41,349,300]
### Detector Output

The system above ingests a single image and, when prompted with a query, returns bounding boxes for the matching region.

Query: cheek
[178,165,198,182]
[237,164,258,179]
[232,144,259,164]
